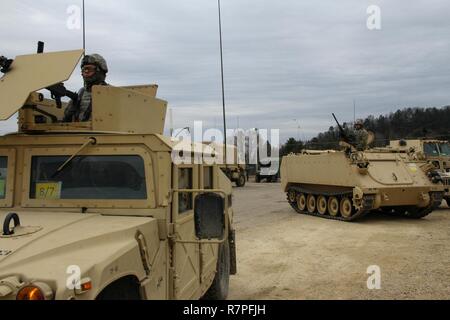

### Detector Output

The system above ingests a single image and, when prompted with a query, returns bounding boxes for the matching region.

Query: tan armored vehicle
[281,120,445,221]
[0,49,236,300]
[204,142,247,187]
[390,139,450,206]
[221,164,246,187]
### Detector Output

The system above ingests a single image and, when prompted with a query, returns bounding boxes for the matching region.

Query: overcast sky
[1,0,450,142]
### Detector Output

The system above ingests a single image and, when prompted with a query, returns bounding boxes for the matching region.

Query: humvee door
[0,50,84,120]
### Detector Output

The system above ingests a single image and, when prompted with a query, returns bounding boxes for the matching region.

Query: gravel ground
[228,182,450,300]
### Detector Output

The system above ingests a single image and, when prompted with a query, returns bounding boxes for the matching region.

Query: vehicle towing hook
[2,213,20,236]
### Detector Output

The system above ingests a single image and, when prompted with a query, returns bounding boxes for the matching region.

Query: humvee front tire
[96,276,141,300]
[203,240,230,300]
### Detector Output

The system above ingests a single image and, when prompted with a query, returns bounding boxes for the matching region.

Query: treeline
[280,106,450,155]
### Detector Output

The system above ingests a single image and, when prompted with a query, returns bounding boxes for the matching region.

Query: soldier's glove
[46,83,78,109]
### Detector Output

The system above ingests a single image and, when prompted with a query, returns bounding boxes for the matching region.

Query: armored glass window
[178,168,193,214]
[439,143,450,156]
[0,157,8,199]
[424,143,439,156]
[30,155,147,200]
[203,166,213,189]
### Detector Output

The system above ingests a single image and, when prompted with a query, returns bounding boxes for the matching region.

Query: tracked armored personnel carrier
[0,48,236,300]
[281,119,445,221]
[390,139,450,206]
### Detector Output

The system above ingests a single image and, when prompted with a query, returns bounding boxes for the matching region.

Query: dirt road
[228,182,450,300]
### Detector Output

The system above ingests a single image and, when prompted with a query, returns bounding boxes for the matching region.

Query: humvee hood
[0,211,156,268]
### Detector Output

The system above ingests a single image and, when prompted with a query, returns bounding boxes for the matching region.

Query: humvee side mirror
[194,193,225,240]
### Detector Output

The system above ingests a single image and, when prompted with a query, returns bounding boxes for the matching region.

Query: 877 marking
[39,186,55,198]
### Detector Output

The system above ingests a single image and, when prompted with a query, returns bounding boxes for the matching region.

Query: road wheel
[235,174,246,187]
[445,197,450,207]
[297,193,307,211]
[317,196,327,215]
[203,241,230,300]
[328,197,339,217]
[288,190,297,203]
[306,194,316,213]
[340,197,353,219]
[255,175,261,183]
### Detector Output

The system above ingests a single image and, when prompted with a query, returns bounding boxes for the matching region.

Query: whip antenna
[218,0,228,166]
[82,0,86,56]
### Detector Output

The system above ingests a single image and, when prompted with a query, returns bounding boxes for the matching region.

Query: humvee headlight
[16,282,53,300]
[16,286,44,300]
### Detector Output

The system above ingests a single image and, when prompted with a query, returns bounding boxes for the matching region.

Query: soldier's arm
[62,100,77,122]
[62,88,83,122]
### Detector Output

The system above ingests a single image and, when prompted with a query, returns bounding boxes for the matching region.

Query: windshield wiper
[51,137,97,178]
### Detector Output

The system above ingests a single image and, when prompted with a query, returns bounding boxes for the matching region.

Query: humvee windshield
[0,157,7,199]
[439,143,450,156]
[424,143,439,156]
[30,155,147,200]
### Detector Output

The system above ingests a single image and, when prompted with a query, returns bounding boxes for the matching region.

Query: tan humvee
[0,49,236,300]
[390,139,450,206]
[281,141,445,222]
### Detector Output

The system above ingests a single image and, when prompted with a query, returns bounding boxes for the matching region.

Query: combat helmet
[81,54,108,74]
[354,119,364,129]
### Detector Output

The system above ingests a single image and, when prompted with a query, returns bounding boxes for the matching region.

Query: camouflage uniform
[355,128,369,151]
[63,54,108,122]
[354,120,369,151]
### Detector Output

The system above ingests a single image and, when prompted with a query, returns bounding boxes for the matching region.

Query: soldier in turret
[63,54,109,122]
[353,119,369,151]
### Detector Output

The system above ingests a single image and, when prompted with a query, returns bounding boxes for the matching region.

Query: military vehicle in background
[281,115,445,221]
[254,130,280,183]
[390,139,450,206]
[255,157,280,183]
[0,48,236,300]
[204,142,247,187]
[222,163,247,187]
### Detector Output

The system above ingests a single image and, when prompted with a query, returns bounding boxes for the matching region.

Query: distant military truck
[221,164,247,187]
[390,139,450,206]
[204,142,247,187]
[254,136,280,183]
[255,157,280,183]
[0,49,236,300]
